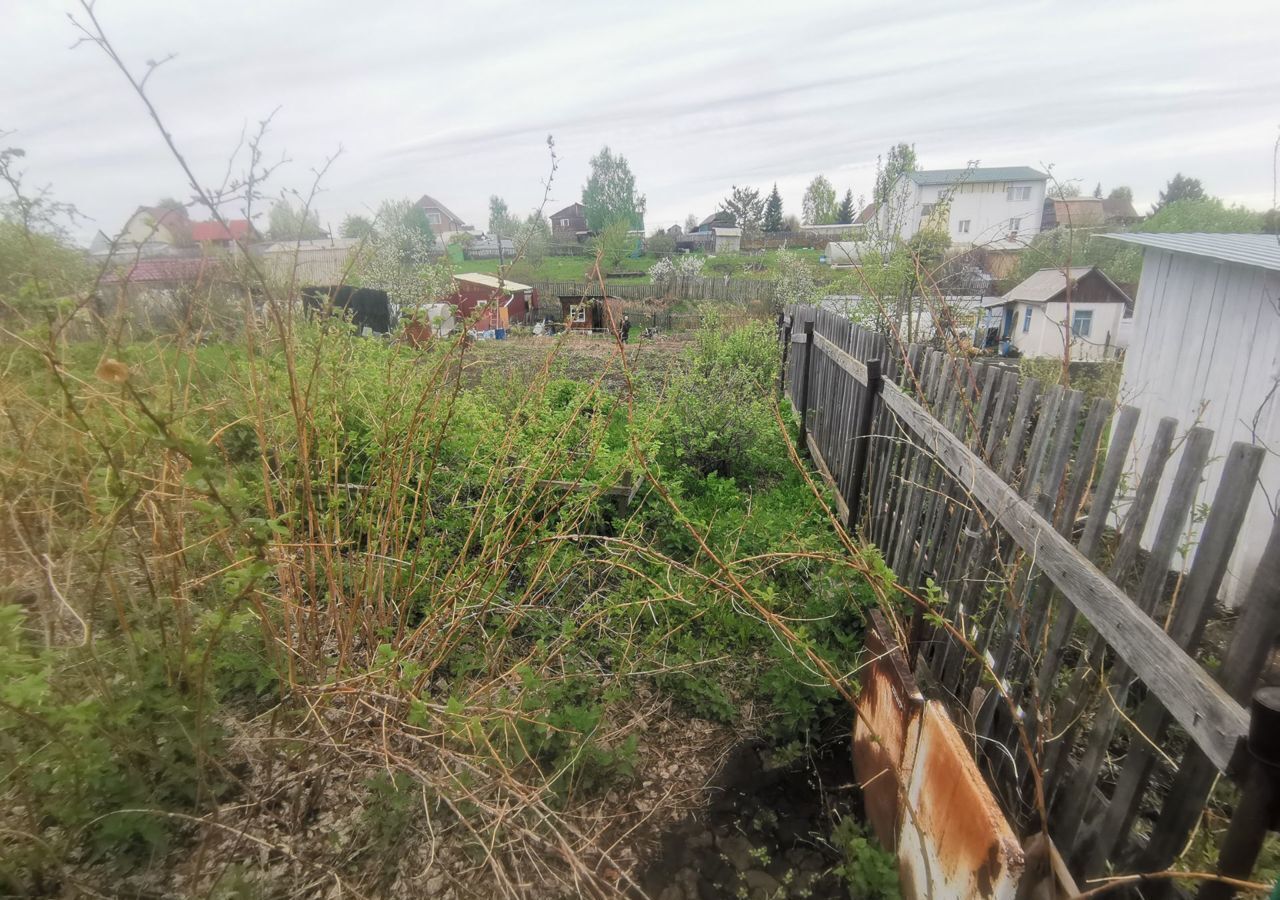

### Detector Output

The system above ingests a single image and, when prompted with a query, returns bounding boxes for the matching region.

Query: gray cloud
[3,0,1278,241]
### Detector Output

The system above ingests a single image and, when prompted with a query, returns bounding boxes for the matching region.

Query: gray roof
[992,266,1128,307]
[1097,233,1280,272]
[910,166,1048,186]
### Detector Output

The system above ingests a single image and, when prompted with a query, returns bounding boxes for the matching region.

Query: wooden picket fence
[781,303,1280,893]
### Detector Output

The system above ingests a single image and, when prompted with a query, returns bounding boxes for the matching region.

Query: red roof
[101,256,224,285]
[191,219,253,242]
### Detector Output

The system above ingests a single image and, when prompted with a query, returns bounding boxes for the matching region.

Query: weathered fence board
[779,303,1280,889]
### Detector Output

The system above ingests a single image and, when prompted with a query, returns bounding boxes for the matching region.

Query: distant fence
[742,229,854,251]
[548,243,592,257]
[527,302,761,334]
[533,278,776,305]
[781,304,1280,891]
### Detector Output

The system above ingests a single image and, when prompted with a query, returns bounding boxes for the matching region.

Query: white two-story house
[879,166,1048,250]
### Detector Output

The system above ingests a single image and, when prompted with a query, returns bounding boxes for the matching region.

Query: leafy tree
[340,214,373,239]
[514,211,551,263]
[1049,182,1081,199]
[357,200,449,309]
[836,189,855,225]
[0,145,90,303]
[782,214,801,232]
[718,185,765,235]
[1092,182,1103,199]
[763,184,784,233]
[1153,173,1205,213]
[772,249,821,313]
[1140,198,1263,234]
[647,229,676,254]
[1012,226,1142,287]
[373,199,436,264]
[1265,209,1280,235]
[802,175,837,225]
[590,219,633,269]
[684,213,699,233]
[267,199,326,241]
[873,142,917,205]
[488,195,517,237]
[582,146,646,231]
[1108,186,1134,203]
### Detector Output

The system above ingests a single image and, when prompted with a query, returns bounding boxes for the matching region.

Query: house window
[920,203,935,217]
[1009,217,1022,234]
[957,219,971,234]
[1072,309,1093,337]
[1022,307,1033,333]
[568,304,586,323]
[1006,186,1031,202]
[426,212,442,225]
[560,218,569,227]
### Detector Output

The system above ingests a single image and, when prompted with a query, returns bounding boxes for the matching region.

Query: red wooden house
[447,273,537,331]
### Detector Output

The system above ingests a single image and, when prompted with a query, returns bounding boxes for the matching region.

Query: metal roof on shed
[909,166,1047,186]
[1097,233,1280,272]
[454,272,534,291]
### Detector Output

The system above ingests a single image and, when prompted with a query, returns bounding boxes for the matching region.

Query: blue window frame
[1072,309,1093,337]
[1022,307,1033,333]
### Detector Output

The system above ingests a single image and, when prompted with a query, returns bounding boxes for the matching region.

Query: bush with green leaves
[659,315,787,482]
[832,816,901,899]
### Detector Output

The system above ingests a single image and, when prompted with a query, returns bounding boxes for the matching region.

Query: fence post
[798,321,814,449]
[778,312,791,399]
[845,358,882,531]
[1197,687,1280,900]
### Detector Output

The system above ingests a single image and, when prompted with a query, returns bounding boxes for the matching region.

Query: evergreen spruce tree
[836,189,855,225]
[763,183,784,233]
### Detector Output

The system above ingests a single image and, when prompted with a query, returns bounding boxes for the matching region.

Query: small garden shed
[557,294,624,333]
[447,273,536,329]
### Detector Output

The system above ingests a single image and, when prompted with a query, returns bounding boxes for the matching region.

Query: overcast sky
[5,0,1279,242]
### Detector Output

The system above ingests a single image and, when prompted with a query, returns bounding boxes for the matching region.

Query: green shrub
[508,669,638,800]
[0,605,230,876]
[660,317,788,482]
[832,816,900,899]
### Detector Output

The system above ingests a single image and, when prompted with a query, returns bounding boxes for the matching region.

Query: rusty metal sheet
[897,701,1025,899]
[852,609,924,850]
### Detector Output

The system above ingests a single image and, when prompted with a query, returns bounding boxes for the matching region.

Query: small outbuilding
[980,266,1130,360]
[1101,232,1280,606]
[447,273,536,331]
[557,293,624,333]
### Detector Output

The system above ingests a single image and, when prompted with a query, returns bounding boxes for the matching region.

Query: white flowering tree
[355,199,454,317]
[648,254,705,296]
[772,249,821,314]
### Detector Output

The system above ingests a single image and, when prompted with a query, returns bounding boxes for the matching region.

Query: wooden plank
[806,431,851,524]
[979,385,1070,728]
[814,330,869,386]
[1138,480,1280,873]
[877,379,1248,771]
[888,349,935,572]
[998,389,1086,743]
[1035,398,1121,702]
[1056,425,1214,856]
[908,356,955,588]
[1087,443,1267,873]
[940,369,1019,689]
[1039,406,1143,798]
